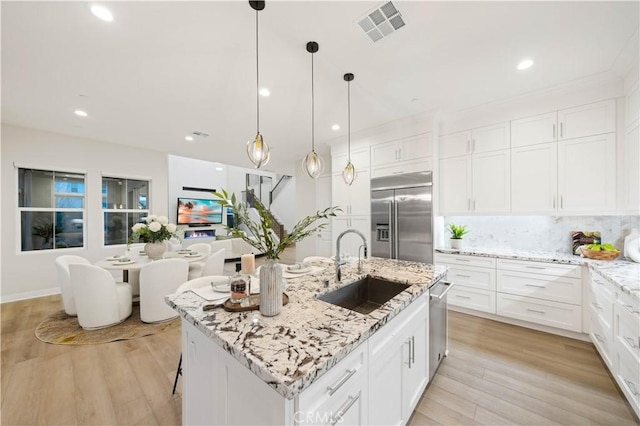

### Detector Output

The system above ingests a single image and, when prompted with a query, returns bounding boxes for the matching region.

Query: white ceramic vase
[450,239,463,250]
[145,241,167,260]
[259,259,283,316]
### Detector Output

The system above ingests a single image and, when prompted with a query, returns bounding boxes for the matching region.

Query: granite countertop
[165,257,448,400]
[435,247,639,300]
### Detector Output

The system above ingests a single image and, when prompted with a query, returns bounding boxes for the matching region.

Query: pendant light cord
[347,79,351,162]
[311,51,315,152]
[256,8,260,133]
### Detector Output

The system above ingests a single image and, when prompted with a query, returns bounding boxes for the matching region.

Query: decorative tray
[223,293,289,312]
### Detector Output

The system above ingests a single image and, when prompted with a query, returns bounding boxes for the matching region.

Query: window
[102,177,150,245]
[18,168,86,251]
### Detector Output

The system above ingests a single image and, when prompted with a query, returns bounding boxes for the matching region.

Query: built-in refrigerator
[370,171,433,263]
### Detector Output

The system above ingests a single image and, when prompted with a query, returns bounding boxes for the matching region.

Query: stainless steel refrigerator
[370,171,433,263]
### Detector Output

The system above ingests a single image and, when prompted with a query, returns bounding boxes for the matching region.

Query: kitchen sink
[317,276,411,314]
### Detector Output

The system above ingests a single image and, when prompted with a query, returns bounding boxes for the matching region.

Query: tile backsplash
[442,216,640,254]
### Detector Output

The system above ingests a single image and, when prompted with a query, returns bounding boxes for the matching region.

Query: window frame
[101,174,152,247]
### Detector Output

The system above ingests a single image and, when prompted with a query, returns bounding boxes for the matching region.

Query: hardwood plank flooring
[2,251,638,425]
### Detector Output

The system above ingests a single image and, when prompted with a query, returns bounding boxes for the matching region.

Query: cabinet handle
[405,339,412,368]
[327,369,357,396]
[623,304,640,314]
[455,273,471,278]
[560,195,563,209]
[455,295,471,299]
[467,139,471,153]
[553,196,556,209]
[473,200,476,211]
[623,379,639,396]
[526,308,546,315]
[560,122,563,138]
[525,283,547,288]
[411,335,415,366]
[525,265,546,270]
[472,139,476,152]
[455,258,471,262]
[330,394,360,426]
[553,123,556,139]
[392,171,404,175]
[623,336,639,349]
[592,302,602,310]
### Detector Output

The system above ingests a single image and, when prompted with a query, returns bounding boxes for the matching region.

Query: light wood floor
[2,254,638,425]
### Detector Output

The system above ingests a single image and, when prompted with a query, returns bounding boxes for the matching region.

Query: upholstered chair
[200,248,226,277]
[187,243,213,279]
[69,264,132,329]
[55,255,92,316]
[139,258,189,323]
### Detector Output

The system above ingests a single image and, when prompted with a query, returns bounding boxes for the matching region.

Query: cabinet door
[439,130,471,158]
[471,122,510,153]
[349,169,371,216]
[439,156,472,214]
[331,175,350,217]
[402,305,428,419]
[511,111,557,148]
[472,150,510,212]
[400,133,433,160]
[558,134,616,212]
[511,142,558,213]
[368,336,404,425]
[332,148,370,174]
[371,141,399,167]
[558,99,616,140]
[626,121,639,212]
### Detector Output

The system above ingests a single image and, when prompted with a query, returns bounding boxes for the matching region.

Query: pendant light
[342,73,356,186]
[246,0,270,169]
[302,41,325,179]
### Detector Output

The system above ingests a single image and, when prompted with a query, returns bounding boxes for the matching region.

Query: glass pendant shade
[247,132,270,168]
[342,161,356,186]
[302,150,325,178]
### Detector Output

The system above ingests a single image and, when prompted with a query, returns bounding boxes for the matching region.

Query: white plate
[177,249,192,254]
[286,266,313,274]
[112,259,135,265]
[183,252,201,258]
[212,283,230,293]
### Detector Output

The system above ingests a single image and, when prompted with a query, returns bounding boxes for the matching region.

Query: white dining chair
[187,243,213,279]
[166,237,183,252]
[55,255,92,316]
[200,248,226,277]
[124,243,146,296]
[139,258,189,323]
[69,264,132,330]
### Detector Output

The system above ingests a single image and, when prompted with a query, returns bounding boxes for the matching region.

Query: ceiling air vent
[192,131,210,138]
[356,1,406,43]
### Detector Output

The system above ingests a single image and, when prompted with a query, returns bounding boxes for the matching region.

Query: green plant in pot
[447,223,469,250]
[213,189,340,317]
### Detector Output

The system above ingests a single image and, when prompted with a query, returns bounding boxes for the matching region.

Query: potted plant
[213,189,339,316]
[447,223,469,250]
[128,215,178,260]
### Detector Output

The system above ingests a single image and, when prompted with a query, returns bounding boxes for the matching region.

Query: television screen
[177,197,223,225]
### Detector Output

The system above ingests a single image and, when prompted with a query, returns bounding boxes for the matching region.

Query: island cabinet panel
[368,292,429,425]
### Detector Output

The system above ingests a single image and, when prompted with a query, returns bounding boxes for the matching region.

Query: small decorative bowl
[582,249,620,261]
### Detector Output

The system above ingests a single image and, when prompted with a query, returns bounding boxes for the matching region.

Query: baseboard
[449,305,591,342]
[1,287,60,304]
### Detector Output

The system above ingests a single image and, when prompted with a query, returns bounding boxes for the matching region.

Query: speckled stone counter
[435,247,639,300]
[166,257,447,400]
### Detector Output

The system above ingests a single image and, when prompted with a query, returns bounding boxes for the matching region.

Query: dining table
[95,250,206,282]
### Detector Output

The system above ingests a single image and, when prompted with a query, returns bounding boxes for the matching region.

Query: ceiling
[2,1,638,175]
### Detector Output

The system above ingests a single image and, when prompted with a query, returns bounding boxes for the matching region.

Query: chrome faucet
[335,229,368,282]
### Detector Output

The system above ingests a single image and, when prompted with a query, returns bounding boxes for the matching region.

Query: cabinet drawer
[497,270,581,305]
[590,307,613,368]
[440,264,495,291]
[298,342,368,412]
[616,343,640,411]
[497,293,582,332]
[370,157,433,178]
[435,253,496,269]
[590,271,615,298]
[587,283,613,329]
[497,259,581,279]
[615,302,640,361]
[448,286,496,314]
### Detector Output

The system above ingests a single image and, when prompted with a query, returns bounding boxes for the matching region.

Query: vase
[145,241,167,260]
[450,239,463,250]
[259,258,283,317]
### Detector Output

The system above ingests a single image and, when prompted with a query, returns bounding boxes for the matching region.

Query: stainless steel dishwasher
[429,280,453,381]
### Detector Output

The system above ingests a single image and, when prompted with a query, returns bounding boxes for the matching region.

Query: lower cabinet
[368,293,429,425]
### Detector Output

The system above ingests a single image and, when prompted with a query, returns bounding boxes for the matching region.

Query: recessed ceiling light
[74,110,88,117]
[215,167,224,171]
[259,88,270,97]
[185,136,194,141]
[90,5,114,22]
[331,124,340,131]
[517,59,534,70]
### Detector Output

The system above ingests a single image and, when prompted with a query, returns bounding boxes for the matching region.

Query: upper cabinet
[331,148,370,175]
[370,133,433,178]
[440,122,510,158]
[511,100,616,148]
[439,131,470,158]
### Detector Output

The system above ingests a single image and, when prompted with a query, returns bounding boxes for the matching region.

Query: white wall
[294,160,318,262]
[1,124,169,302]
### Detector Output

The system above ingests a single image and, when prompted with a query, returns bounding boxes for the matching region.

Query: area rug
[35,304,180,345]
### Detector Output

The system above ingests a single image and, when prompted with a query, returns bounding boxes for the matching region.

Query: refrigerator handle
[393,200,399,260]
[388,201,394,259]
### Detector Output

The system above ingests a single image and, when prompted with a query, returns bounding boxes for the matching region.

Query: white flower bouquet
[128,215,178,245]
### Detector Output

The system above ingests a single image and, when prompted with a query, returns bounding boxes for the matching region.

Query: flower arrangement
[213,189,340,260]
[128,215,178,245]
[447,223,469,240]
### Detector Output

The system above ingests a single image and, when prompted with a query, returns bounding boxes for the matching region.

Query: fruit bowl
[582,248,620,261]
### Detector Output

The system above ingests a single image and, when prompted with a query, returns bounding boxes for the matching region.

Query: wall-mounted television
[177,197,223,225]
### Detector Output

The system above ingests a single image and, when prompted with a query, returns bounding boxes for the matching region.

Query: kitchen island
[166,257,447,425]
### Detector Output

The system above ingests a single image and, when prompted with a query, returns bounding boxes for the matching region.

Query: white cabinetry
[511,112,558,148]
[440,122,510,158]
[472,150,511,212]
[511,142,558,212]
[368,292,428,425]
[439,156,472,214]
[331,148,370,175]
[626,112,639,213]
[434,253,496,314]
[557,99,616,140]
[496,259,582,333]
[371,133,433,178]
